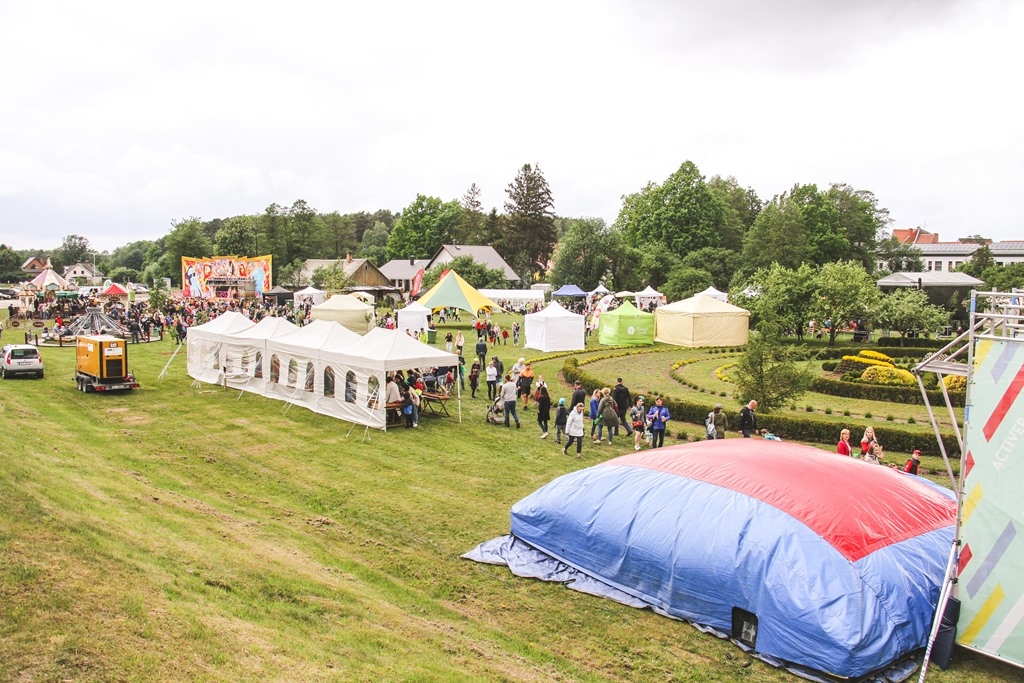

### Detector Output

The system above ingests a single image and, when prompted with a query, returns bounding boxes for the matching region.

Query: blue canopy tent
[551,284,587,297]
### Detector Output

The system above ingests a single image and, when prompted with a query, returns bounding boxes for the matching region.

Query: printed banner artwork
[957,337,1024,667]
[181,256,272,298]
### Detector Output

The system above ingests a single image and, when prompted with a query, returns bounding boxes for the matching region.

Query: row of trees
[10,159,1024,304]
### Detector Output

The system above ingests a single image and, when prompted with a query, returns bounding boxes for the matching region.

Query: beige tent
[654,294,749,348]
[309,294,374,334]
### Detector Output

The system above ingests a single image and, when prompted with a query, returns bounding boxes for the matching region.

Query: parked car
[0,287,18,299]
[1,344,44,379]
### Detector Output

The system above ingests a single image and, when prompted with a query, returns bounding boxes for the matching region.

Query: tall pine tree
[500,163,556,281]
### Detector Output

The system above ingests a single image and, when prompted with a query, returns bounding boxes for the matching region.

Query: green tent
[598,300,654,347]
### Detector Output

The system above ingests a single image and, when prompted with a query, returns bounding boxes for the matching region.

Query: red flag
[410,268,425,297]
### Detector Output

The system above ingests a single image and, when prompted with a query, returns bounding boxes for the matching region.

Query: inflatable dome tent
[466,440,957,680]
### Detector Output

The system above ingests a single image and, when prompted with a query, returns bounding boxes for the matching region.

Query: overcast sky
[2,0,1021,253]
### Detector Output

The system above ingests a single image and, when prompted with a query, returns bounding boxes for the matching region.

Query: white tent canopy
[222,316,299,395]
[524,301,585,352]
[330,328,461,429]
[698,286,728,302]
[294,286,326,305]
[186,311,254,384]
[310,294,374,334]
[478,289,545,310]
[635,285,664,311]
[396,301,431,334]
[263,320,363,406]
[654,294,750,348]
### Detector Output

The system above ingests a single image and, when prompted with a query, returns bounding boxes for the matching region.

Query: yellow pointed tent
[415,269,503,314]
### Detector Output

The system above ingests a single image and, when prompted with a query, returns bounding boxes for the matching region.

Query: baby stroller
[485,397,503,425]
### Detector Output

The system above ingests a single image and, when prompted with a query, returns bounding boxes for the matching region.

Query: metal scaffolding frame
[912,289,1024,680]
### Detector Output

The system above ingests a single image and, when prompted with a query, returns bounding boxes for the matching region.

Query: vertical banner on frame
[957,337,1024,666]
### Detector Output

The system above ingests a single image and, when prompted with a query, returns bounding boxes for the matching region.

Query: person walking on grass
[598,388,619,446]
[630,396,647,451]
[500,374,520,429]
[611,378,633,437]
[647,397,670,448]
[554,398,568,444]
[738,400,758,438]
[536,385,551,438]
[563,402,586,457]
[485,360,498,400]
[469,362,480,399]
[589,389,603,442]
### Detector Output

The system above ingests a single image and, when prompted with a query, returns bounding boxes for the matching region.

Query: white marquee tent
[263,320,363,408]
[294,286,327,305]
[654,294,750,348]
[524,301,585,352]
[186,311,254,384]
[329,328,461,429]
[396,301,431,334]
[635,285,664,311]
[222,316,299,395]
[310,294,374,334]
[188,317,462,431]
[698,286,728,302]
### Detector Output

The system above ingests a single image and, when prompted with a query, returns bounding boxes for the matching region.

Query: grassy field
[1,316,1018,681]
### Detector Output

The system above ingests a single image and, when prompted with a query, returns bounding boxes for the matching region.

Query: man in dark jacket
[475,338,488,370]
[570,380,587,411]
[611,378,633,437]
[738,400,758,438]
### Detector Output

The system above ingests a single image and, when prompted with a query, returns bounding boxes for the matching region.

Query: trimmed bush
[877,337,945,349]
[561,356,961,457]
[943,375,967,393]
[861,366,916,386]
[859,350,895,363]
[811,376,965,407]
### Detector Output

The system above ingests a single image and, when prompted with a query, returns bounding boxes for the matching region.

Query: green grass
[0,314,1017,681]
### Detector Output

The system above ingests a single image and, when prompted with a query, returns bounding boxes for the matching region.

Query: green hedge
[564,356,961,456]
[811,376,965,407]
[876,337,947,349]
[813,346,930,360]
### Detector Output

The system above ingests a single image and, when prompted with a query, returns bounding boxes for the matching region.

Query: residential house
[380,258,430,295]
[426,245,519,283]
[298,255,398,299]
[21,256,48,279]
[63,262,106,285]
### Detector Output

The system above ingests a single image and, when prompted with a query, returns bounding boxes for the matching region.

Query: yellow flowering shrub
[943,375,967,393]
[862,366,916,386]
[859,350,895,364]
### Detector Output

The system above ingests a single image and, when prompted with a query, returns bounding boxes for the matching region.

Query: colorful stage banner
[181,256,272,299]
[957,337,1024,666]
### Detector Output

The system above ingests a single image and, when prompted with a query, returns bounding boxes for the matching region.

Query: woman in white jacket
[563,402,586,457]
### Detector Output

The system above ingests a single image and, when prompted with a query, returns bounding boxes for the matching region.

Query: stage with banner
[182,256,273,299]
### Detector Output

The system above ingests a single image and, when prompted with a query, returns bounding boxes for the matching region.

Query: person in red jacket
[837,429,852,456]
[903,450,922,475]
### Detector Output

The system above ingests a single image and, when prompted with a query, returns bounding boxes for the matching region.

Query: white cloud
[0,0,1021,251]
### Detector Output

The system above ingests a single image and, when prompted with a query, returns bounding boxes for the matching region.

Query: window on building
[304,361,314,392]
[269,354,280,383]
[934,262,943,271]
[288,358,298,385]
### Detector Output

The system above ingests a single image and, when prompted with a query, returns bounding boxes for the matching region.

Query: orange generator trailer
[75,334,140,393]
